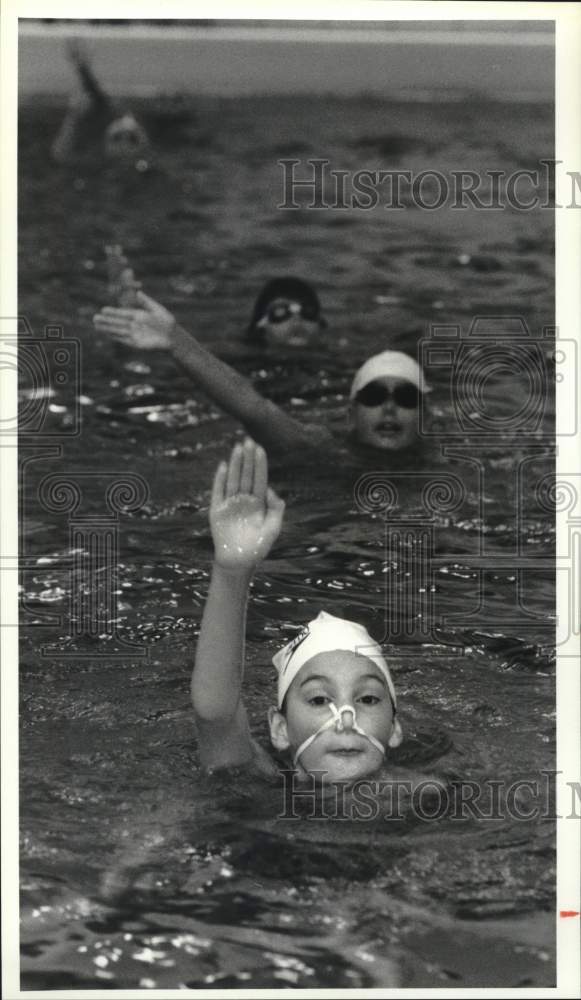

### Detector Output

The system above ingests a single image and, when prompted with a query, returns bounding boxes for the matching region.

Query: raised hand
[93,290,175,350]
[210,439,285,573]
[105,245,141,307]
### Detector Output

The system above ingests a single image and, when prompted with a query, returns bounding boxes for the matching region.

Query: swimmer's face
[268,650,402,783]
[104,115,149,160]
[255,298,323,347]
[351,377,421,452]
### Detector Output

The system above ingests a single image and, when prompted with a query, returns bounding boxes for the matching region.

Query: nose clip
[333,704,355,732]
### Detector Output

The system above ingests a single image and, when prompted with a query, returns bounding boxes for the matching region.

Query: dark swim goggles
[256,300,319,327]
[355,380,421,409]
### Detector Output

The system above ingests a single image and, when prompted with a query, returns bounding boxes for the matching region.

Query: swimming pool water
[18,94,555,988]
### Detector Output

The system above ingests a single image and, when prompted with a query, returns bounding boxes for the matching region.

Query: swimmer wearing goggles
[191,439,402,783]
[349,350,430,453]
[246,277,327,347]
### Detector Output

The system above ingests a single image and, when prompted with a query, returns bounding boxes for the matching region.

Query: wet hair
[246,277,326,342]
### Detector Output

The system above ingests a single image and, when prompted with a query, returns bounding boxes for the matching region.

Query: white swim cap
[350,350,430,400]
[272,611,397,710]
[105,114,149,157]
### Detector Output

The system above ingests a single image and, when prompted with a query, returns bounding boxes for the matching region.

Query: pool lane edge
[18,23,554,102]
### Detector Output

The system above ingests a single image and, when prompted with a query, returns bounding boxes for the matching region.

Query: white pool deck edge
[18,23,554,100]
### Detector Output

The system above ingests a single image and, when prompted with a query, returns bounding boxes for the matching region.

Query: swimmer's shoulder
[263,418,336,458]
[300,422,337,450]
[198,730,279,780]
[250,737,281,779]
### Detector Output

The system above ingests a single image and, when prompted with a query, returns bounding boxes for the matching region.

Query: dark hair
[246,277,325,341]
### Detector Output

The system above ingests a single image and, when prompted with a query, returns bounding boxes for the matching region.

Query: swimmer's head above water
[104,114,149,160]
[246,277,327,347]
[268,611,403,782]
[349,350,431,453]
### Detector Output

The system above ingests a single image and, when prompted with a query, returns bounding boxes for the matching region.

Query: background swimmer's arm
[51,42,113,162]
[170,321,328,452]
[191,442,285,768]
[67,40,113,112]
[93,292,330,453]
[51,108,85,164]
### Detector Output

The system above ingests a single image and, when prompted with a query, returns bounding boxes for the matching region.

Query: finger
[226,443,243,497]
[101,307,139,320]
[264,487,285,534]
[99,331,135,348]
[93,320,132,339]
[100,328,134,342]
[93,314,131,332]
[266,486,285,514]
[211,460,228,508]
[93,326,134,344]
[239,438,254,495]
[135,291,158,310]
[252,445,268,503]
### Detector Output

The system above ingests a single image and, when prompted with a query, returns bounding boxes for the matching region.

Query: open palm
[210,440,285,572]
[93,291,175,350]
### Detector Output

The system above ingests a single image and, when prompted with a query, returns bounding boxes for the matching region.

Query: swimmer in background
[193,437,403,781]
[93,290,430,458]
[246,277,327,348]
[51,40,149,164]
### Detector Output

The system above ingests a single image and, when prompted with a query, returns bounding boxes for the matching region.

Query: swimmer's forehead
[264,295,310,309]
[295,650,387,686]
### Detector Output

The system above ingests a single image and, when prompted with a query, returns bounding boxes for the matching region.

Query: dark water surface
[19,96,555,988]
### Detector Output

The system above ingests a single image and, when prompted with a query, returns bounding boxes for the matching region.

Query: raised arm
[93,292,329,454]
[192,439,285,769]
[67,40,113,112]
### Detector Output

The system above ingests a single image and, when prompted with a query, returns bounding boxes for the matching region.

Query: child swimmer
[93,290,430,457]
[193,437,402,782]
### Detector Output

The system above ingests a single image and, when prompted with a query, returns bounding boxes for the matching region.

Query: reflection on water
[19,94,555,987]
